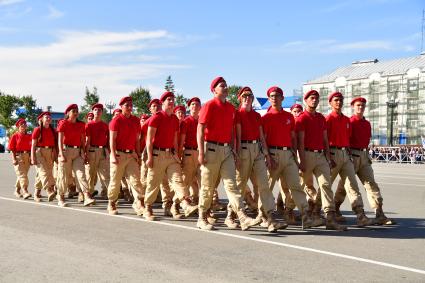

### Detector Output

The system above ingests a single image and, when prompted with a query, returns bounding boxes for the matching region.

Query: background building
[303,53,425,145]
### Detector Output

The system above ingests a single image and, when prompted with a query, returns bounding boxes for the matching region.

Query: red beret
[210,76,226,93]
[160,91,175,102]
[174,105,186,114]
[237,86,253,99]
[86,112,94,119]
[119,96,132,106]
[351,97,367,106]
[266,86,283,97]
[328,91,343,102]
[304,90,319,100]
[187,97,201,107]
[37,111,50,121]
[112,108,122,115]
[15,118,26,127]
[65,104,78,114]
[148,98,161,108]
[140,114,150,120]
[290,104,303,111]
[91,103,104,110]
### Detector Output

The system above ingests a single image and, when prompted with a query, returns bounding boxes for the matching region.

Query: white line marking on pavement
[375,175,425,180]
[377,182,424,188]
[1,196,425,276]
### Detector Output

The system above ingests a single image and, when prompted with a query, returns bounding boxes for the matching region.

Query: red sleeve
[109,117,119,131]
[149,113,162,128]
[8,134,17,151]
[295,115,304,132]
[289,114,295,131]
[57,120,66,133]
[32,127,41,140]
[85,123,91,137]
[198,102,210,124]
[180,120,187,135]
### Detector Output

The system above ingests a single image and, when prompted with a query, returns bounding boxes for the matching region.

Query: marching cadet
[85,103,110,198]
[296,90,347,231]
[261,86,313,230]
[31,112,57,202]
[9,118,32,199]
[86,112,94,123]
[233,86,286,232]
[196,77,255,231]
[112,108,122,118]
[326,92,373,227]
[335,97,395,225]
[107,96,145,215]
[143,91,198,221]
[56,104,96,207]
[180,97,202,204]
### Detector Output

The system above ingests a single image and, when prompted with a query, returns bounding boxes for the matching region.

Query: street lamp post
[386,95,398,146]
[105,100,116,121]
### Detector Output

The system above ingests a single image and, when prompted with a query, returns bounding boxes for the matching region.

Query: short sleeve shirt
[109,114,141,150]
[261,108,294,147]
[8,133,32,151]
[148,111,179,148]
[180,115,198,149]
[235,108,261,141]
[57,120,85,147]
[86,120,109,147]
[32,127,55,147]
[295,111,327,150]
[349,115,371,149]
[326,111,351,147]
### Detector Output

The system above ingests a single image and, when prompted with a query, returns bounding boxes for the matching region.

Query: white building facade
[303,54,425,145]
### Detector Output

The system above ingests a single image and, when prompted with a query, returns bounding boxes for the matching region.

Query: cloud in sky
[0,29,189,110]
[0,0,24,6]
[47,5,64,19]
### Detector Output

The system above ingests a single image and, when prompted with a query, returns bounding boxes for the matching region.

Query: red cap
[160,91,175,102]
[65,104,78,114]
[351,96,367,105]
[304,90,319,100]
[328,91,343,102]
[210,76,226,93]
[86,112,94,119]
[112,108,122,115]
[187,97,201,107]
[140,114,150,120]
[91,103,104,110]
[266,86,283,97]
[37,111,50,121]
[148,98,161,108]
[15,118,26,127]
[290,104,303,111]
[174,105,186,114]
[237,86,253,99]
[119,96,132,106]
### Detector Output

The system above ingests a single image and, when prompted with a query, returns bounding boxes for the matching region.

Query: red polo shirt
[140,117,150,150]
[198,97,235,143]
[235,108,261,141]
[349,115,371,149]
[148,110,179,149]
[86,120,109,147]
[57,120,85,147]
[180,115,198,149]
[295,110,326,150]
[109,114,140,151]
[326,111,351,147]
[32,126,56,147]
[8,132,32,152]
[261,108,294,147]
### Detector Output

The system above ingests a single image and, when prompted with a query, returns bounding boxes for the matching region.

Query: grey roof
[305,54,425,84]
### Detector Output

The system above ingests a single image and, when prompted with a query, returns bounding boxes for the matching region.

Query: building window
[388,80,400,94]
[408,79,418,92]
[351,83,362,97]
[336,86,345,94]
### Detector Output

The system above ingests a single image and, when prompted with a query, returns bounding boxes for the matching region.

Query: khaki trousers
[330,149,364,210]
[279,178,297,210]
[301,151,335,213]
[268,149,308,213]
[56,148,89,196]
[144,150,188,206]
[108,152,143,202]
[335,150,382,209]
[199,142,243,212]
[13,152,30,190]
[85,147,110,194]
[35,148,55,191]
[236,143,275,213]
[182,149,201,199]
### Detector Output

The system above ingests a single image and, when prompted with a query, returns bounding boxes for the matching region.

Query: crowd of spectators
[369,146,424,164]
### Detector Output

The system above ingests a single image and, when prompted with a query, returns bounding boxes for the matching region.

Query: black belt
[15,151,30,154]
[206,141,229,146]
[269,146,290,150]
[65,145,80,149]
[117,149,134,153]
[330,146,347,150]
[37,146,53,149]
[185,147,198,150]
[154,147,173,152]
[351,148,367,151]
[305,148,324,153]
[91,145,106,149]
[241,140,259,144]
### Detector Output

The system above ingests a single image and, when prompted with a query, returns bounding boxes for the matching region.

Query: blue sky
[0,0,423,110]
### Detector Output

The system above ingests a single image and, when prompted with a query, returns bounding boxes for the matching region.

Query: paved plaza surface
[0,154,424,282]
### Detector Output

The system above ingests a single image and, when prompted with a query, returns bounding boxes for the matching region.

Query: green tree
[164,75,175,93]
[130,87,151,115]
[175,93,188,106]
[0,91,21,130]
[19,95,39,125]
[80,86,99,120]
[227,85,242,108]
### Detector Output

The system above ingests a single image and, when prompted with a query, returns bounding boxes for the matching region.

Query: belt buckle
[223,143,228,146]
[165,148,170,152]
[125,150,131,153]
[99,146,104,149]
